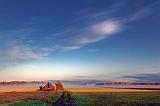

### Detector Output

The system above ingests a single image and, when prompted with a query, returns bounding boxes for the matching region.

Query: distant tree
[55,80,64,91]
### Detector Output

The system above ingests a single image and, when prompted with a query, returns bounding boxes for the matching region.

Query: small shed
[39,82,56,91]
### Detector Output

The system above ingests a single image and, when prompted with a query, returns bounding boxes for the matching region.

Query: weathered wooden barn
[39,82,56,91]
[38,81,64,91]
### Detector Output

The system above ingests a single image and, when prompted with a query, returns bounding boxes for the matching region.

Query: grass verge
[0,100,47,106]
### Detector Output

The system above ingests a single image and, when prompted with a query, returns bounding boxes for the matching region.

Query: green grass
[0,100,47,106]
[1,92,160,106]
[70,92,92,106]
[0,92,62,106]
[71,92,160,106]
[49,92,62,103]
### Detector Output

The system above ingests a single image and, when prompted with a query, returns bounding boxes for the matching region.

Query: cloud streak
[4,45,43,60]
[2,45,52,61]
[78,20,121,44]
[122,73,160,82]
[54,19,123,52]
[128,1,160,22]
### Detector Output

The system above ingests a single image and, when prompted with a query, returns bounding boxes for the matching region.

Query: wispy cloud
[76,20,122,45]
[5,45,42,60]
[122,73,160,82]
[92,20,121,34]
[73,76,94,78]
[128,1,160,22]
[0,27,56,62]
[2,45,51,61]
[88,49,99,52]
[59,45,82,52]
[53,19,123,52]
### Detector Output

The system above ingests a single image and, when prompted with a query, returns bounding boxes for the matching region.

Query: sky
[0,0,160,81]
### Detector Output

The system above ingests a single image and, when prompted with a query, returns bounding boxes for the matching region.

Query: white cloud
[5,45,42,60]
[54,20,123,52]
[3,44,51,61]
[92,20,121,34]
[60,45,82,52]
[75,20,122,45]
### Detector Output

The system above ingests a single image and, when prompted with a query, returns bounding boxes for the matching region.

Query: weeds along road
[52,91,75,106]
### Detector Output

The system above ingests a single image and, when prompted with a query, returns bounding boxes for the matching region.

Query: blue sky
[0,0,160,81]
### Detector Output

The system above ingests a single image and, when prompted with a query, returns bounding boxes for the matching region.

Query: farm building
[39,82,56,91]
[38,81,64,91]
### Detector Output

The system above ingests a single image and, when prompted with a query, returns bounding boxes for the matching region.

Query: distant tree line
[96,82,160,85]
[0,81,44,85]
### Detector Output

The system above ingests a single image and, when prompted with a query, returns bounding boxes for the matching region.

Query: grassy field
[71,92,160,106]
[0,88,160,106]
[0,100,47,106]
[0,91,55,105]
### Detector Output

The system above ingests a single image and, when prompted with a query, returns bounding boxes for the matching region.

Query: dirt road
[53,91,75,106]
